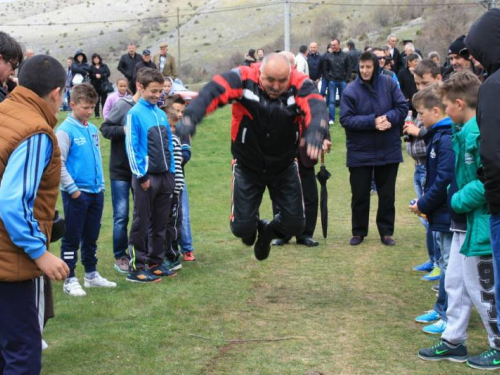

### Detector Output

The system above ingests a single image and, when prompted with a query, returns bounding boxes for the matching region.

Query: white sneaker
[63,277,87,297]
[329,120,334,126]
[84,272,117,288]
[42,339,48,350]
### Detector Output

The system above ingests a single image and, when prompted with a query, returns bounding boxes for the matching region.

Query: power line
[292,0,477,5]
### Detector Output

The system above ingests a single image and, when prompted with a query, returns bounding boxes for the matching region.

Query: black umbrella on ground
[316,153,331,239]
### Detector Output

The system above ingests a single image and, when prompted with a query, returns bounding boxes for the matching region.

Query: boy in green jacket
[418,71,500,369]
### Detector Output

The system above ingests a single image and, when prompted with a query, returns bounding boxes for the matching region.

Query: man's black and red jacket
[184,65,328,175]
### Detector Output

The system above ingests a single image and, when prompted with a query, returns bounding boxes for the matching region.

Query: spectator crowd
[1,7,500,373]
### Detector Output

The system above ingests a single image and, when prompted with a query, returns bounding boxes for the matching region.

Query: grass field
[42,107,486,374]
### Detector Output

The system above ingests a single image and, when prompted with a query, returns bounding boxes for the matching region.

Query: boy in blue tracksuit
[56,83,116,297]
[410,83,455,334]
[126,68,176,283]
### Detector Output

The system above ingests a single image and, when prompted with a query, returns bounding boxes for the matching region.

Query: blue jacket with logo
[56,115,105,194]
[126,98,174,183]
[417,117,454,232]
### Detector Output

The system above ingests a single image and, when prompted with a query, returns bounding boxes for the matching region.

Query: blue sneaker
[423,319,447,334]
[148,263,177,278]
[422,266,441,281]
[415,309,440,323]
[163,258,182,271]
[413,260,433,272]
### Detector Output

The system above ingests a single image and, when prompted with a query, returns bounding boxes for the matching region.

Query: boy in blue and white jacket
[56,83,116,296]
[125,68,177,283]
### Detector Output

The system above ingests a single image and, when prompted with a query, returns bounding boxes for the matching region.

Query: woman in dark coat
[71,50,91,85]
[89,53,111,119]
[340,51,408,246]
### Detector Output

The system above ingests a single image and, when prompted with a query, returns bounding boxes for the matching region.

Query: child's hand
[141,179,150,191]
[404,123,420,137]
[71,191,81,199]
[35,251,70,281]
[409,201,422,216]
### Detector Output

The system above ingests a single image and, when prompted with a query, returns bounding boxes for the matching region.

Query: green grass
[43,108,485,374]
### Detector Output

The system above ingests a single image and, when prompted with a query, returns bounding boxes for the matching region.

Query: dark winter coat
[417,118,454,232]
[306,52,323,81]
[89,64,110,93]
[397,67,417,113]
[466,8,500,215]
[347,48,361,74]
[339,55,408,168]
[133,60,157,83]
[71,51,91,83]
[117,52,142,81]
[322,51,350,82]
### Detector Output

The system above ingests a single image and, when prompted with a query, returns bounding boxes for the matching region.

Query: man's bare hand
[322,139,332,153]
[307,144,322,160]
[141,179,150,191]
[34,251,70,281]
[409,201,422,216]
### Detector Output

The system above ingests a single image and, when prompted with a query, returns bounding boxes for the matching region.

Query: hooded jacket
[417,118,454,232]
[339,53,408,168]
[466,8,500,215]
[71,50,91,82]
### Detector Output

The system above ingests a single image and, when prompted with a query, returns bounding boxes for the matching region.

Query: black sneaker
[254,220,273,261]
[418,340,468,362]
[467,348,500,370]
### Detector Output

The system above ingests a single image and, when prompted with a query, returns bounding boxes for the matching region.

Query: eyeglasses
[377,56,386,60]
[9,60,20,70]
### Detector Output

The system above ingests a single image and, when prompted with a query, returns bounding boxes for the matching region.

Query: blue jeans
[433,231,453,321]
[111,179,132,259]
[62,88,71,111]
[60,191,104,278]
[490,213,500,332]
[413,164,438,265]
[328,80,346,121]
[320,78,328,98]
[179,184,194,253]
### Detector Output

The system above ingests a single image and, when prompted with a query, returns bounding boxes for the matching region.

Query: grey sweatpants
[442,232,500,349]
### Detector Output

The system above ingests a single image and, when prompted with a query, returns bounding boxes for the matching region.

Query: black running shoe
[418,340,468,362]
[241,230,257,246]
[467,348,500,370]
[254,220,273,261]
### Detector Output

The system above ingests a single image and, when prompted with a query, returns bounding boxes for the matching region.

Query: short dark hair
[0,32,23,70]
[331,38,340,45]
[412,83,445,112]
[170,93,186,106]
[371,48,383,54]
[137,67,164,88]
[70,83,98,104]
[360,51,375,62]
[439,70,481,109]
[407,53,421,63]
[347,40,355,48]
[18,55,65,97]
[299,45,307,54]
[414,59,441,79]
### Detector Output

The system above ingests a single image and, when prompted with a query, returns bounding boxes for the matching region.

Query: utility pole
[177,7,181,69]
[284,0,291,51]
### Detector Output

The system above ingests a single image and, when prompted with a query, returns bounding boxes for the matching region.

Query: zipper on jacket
[153,109,169,172]
[242,128,247,144]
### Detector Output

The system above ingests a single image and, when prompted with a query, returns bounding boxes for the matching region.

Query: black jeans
[231,161,305,239]
[349,163,399,238]
[272,159,318,239]
[94,89,108,117]
[129,173,174,270]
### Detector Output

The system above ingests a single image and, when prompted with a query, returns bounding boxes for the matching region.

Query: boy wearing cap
[153,42,177,79]
[133,49,157,84]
